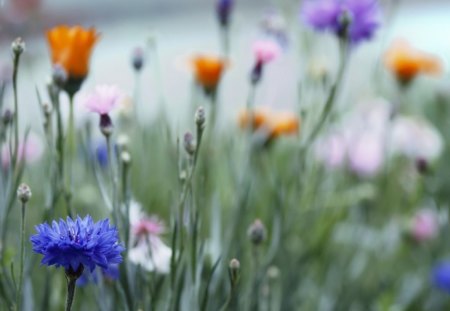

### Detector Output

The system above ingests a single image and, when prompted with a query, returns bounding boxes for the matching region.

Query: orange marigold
[238,107,300,139]
[384,40,442,84]
[47,25,99,80]
[191,55,227,93]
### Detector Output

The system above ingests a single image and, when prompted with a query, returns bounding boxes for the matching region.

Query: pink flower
[315,133,347,168]
[252,39,282,63]
[128,202,172,273]
[83,84,124,115]
[348,133,384,177]
[2,134,43,168]
[411,209,439,242]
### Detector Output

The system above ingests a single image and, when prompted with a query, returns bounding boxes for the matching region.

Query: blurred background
[1,0,450,130]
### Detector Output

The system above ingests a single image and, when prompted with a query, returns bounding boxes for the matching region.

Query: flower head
[216,0,234,27]
[83,84,124,115]
[238,107,300,139]
[30,215,124,272]
[302,0,381,44]
[128,202,172,273]
[410,209,439,242]
[384,40,442,84]
[47,25,99,79]
[252,39,282,64]
[191,55,228,93]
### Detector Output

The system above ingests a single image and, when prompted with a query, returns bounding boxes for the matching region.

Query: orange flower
[191,55,227,92]
[384,40,442,84]
[238,107,300,139]
[47,25,99,79]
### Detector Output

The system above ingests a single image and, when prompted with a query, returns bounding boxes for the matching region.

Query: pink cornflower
[84,84,124,115]
[128,202,172,273]
[410,209,439,242]
[252,39,282,64]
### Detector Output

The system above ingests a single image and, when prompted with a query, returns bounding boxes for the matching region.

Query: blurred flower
[251,39,282,84]
[1,0,42,24]
[384,40,442,85]
[432,262,450,293]
[1,134,43,168]
[30,215,124,272]
[191,55,228,94]
[238,107,300,139]
[260,9,289,48]
[128,202,172,273]
[301,0,381,44]
[216,0,234,28]
[252,39,282,64]
[47,25,99,80]
[90,140,109,168]
[316,99,443,177]
[410,209,439,242]
[76,264,119,287]
[83,84,124,115]
[390,116,443,162]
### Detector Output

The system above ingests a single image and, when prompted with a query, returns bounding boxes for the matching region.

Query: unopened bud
[2,109,13,125]
[228,258,240,286]
[17,183,32,204]
[11,37,25,56]
[121,151,131,166]
[416,157,429,175]
[183,132,196,156]
[131,47,145,72]
[195,106,206,130]
[100,114,113,137]
[52,64,68,88]
[117,134,130,151]
[247,219,266,245]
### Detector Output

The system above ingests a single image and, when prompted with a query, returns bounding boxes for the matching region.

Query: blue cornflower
[301,0,381,44]
[432,262,450,293]
[30,215,124,273]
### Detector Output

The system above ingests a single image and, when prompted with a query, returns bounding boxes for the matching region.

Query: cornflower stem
[304,39,349,146]
[106,135,118,225]
[250,246,261,311]
[12,52,21,173]
[220,26,230,58]
[65,95,75,215]
[65,277,77,311]
[121,160,131,254]
[16,201,26,310]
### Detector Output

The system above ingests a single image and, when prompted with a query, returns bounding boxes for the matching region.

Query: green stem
[16,202,26,310]
[106,135,118,225]
[12,53,20,173]
[65,277,77,311]
[305,40,349,146]
[65,95,75,215]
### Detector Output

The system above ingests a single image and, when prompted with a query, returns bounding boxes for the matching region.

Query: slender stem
[65,95,75,215]
[106,135,118,225]
[16,202,26,310]
[65,277,77,311]
[220,26,230,58]
[304,40,349,146]
[12,53,20,172]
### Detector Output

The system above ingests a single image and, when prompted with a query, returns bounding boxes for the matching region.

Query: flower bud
[17,183,32,204]
[195,106,206,130]
[247,219,266,245]
[121,151,131,166]
[100,114,113,137]
[52,64,68,88]
[183,132,196,156]
[250,60,264,85]
[228,258,240,286]
[11,37,25,56]
[2,109,13,126]
[117,134,130,151]
[216,0,234,28]
[131,47,145,72]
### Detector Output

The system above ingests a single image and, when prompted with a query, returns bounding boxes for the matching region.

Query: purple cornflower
[301,0,381,44]
[31,216,124,273]
[432,262,450,293]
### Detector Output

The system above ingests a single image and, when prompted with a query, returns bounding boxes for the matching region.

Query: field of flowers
[1,0,450,310]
